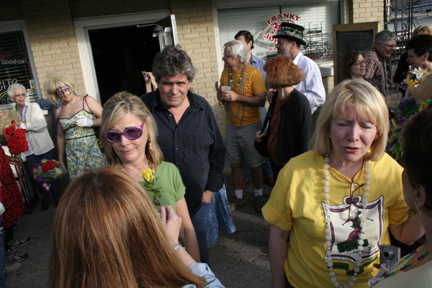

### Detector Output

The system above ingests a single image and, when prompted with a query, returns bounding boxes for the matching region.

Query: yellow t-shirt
[262,151,409,288]
[219,65,266,127]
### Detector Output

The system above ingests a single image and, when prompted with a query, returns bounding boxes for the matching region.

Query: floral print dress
[58,109,105,182]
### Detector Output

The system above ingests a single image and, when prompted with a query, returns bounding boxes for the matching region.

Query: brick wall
[170,0,227,136]
[20,0,86,98]
[351,0,385,27]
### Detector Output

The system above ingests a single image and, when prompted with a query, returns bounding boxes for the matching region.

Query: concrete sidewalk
[6,170,273,288]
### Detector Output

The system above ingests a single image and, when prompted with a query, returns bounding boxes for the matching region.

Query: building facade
[0,0,384,136]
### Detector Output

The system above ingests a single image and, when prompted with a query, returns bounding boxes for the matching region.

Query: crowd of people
[0,21,432,287]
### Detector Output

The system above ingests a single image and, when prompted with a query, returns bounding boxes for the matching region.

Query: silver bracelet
[172,243,184,251]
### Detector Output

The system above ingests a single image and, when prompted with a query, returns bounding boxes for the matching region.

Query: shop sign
[262,12,301,44]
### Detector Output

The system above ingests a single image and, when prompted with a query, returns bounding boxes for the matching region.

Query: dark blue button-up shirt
[141,90,226,217]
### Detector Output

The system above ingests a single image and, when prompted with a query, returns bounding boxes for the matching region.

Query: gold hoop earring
[415,201,422,216]
[327,132,331,138]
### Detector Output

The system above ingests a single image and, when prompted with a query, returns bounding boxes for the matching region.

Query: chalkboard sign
[333,22,380,84]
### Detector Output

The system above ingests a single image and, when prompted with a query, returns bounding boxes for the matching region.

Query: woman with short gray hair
[7,83,59,211]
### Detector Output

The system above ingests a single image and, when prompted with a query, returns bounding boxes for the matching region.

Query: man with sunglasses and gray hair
[364,30,397,95]
[140,45,226,266]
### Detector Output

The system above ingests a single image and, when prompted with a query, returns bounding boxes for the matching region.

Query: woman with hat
[254,56,313,180]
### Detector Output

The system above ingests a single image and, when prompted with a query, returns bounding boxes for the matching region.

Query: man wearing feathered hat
[273,22,326,116]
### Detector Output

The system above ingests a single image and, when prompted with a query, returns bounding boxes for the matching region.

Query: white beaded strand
[323,154,371,287]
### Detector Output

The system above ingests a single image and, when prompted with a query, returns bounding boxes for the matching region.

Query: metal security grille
[0,30,33,105]
[217,1,340,62]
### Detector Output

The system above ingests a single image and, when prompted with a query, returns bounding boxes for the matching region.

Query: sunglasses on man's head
[103,120,146,143]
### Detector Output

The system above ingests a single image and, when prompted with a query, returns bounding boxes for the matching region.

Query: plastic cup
[221,86,231,92]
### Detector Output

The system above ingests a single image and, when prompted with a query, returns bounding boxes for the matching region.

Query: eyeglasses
[353,61,367,66]
[223,54,232,58]
[14,93,26,98]
[103,120,145,143]
[385,44,397,49]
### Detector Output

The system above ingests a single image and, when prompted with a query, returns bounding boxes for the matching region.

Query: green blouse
[138,161,185,212]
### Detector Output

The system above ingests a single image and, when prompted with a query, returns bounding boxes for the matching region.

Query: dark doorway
[88,24,160,105]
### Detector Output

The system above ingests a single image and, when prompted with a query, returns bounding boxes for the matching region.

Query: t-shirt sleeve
[250,69,267,95]
[387,186,410,225]
[383,156,410,225]
[262,165,293,231]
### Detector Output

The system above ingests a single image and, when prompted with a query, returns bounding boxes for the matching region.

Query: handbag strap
[260,91,278,134]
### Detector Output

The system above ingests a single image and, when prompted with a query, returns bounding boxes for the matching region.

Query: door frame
[74,10,171,102]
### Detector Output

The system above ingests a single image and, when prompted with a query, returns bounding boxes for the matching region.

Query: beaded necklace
[226,65,246,128]
[381,243,432,278]
[323,154,372,288]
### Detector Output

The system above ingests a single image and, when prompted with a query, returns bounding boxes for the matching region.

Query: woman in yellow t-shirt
[263,79,425,288]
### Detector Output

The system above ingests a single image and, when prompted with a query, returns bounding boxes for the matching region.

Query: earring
[327,132,331,138]
[147,138,153,150]
[415,201,422,216]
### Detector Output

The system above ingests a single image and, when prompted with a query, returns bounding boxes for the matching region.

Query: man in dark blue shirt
[141,46,226,265]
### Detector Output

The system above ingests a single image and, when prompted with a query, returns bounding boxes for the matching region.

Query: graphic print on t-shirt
[322,195,384,268]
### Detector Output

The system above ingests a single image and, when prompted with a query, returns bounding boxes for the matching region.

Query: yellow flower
[141,169,153,182]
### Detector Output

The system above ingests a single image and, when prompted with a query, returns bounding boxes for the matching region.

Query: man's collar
[373,46,385,61]
[292,50,303,65]
[250,54,258,64]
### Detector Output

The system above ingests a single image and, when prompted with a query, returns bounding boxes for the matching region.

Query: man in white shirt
[273,22,326,115]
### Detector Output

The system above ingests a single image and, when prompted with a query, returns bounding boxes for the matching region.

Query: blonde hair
[49,167,206,288]
[101,91,163,167]
[412,25,432,38]
[310,79,389,161]
[44,75,76,103]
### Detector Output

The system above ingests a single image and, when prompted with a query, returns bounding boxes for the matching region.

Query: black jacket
[257,89,313,177]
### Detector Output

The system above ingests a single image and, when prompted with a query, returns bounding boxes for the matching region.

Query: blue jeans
[25,149,60,204]
[0,225,6,288]
[191,202,210,265]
